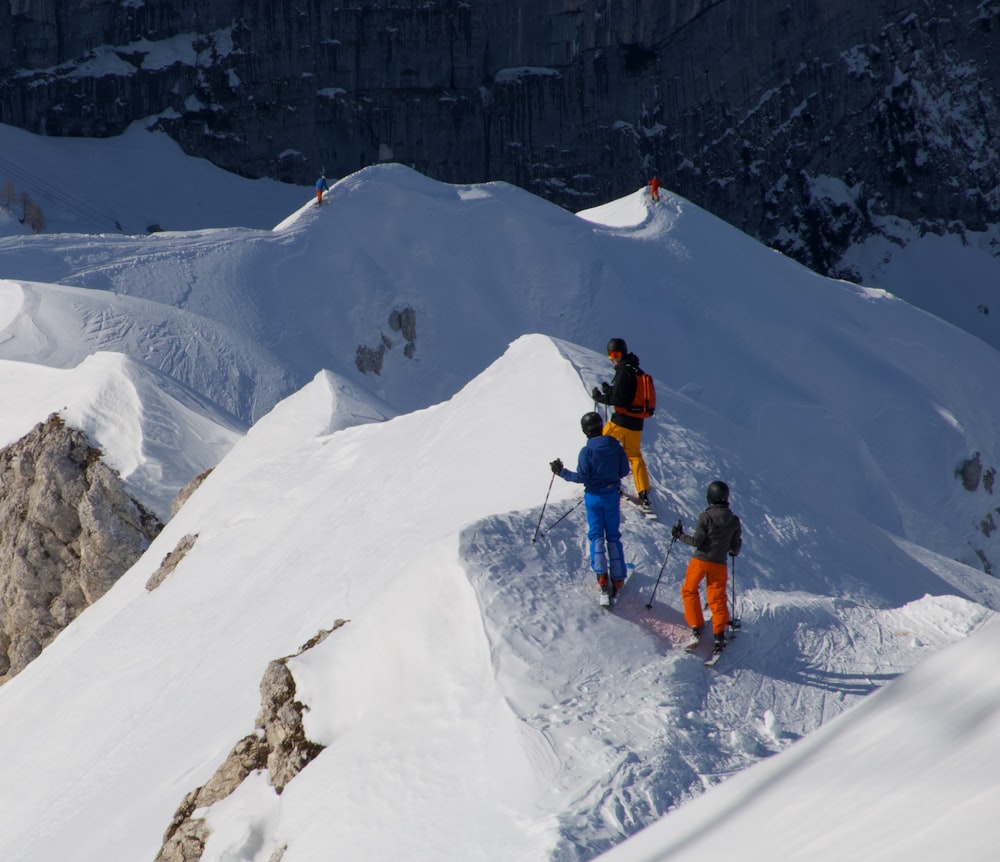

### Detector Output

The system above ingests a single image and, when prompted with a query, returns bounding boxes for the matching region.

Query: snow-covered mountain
[1,124,1000,861]
[4,0,998,302]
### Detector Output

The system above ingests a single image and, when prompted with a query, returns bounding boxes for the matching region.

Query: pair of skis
[598,563,635,609]
[685,635,730,667]
[593,560,741,667]
[621,491,657,520]
[684,623,740,667]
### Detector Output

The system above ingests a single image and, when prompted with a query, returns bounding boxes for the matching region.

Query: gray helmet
[607,337,627,355]
[706,480,730,504]
[581,412,604,438]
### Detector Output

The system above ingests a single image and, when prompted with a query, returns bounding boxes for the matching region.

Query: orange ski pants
[681,558,729,634]
[602,421,650,495]
[316,189,324,205]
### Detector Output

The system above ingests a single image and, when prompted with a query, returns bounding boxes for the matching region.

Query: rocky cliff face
[0,414,162,683]
[0,1,998,277]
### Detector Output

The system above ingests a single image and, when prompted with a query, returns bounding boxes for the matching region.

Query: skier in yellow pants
[591,337,654,511]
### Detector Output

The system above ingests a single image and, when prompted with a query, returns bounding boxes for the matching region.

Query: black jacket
[680,503,742,564]
[596,352,645,431]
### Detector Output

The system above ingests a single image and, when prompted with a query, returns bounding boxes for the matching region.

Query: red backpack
[624,369,656,418]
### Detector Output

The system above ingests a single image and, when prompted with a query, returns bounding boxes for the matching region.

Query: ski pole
[592,394,605,421]
[645,532,678,609]
[540,496,584,537]
[590,383,608,421]
[729,554,741,630]
[532,473,556,544]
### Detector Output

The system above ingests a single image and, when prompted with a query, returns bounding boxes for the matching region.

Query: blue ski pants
[585,490,625,580]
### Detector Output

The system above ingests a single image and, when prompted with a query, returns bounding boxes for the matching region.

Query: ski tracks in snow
[460,507,995,860]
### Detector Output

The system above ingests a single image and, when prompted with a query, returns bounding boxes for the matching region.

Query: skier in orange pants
[672,481,742,656]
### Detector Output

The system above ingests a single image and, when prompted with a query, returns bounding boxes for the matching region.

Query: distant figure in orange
[647,176,661,202]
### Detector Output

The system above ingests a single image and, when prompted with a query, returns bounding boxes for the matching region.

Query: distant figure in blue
[316,174,329,206]
[550,412,631,601]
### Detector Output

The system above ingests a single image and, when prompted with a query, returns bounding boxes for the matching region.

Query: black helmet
[581,412,604,438]
[607,337,627,356]
[706,481,730,504]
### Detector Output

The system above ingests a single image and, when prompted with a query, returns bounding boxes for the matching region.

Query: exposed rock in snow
[172,469,213,517]
[146,533,199,592]
[0,414,162,683]
[154,622,346,862]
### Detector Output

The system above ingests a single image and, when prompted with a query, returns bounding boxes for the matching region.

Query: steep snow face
[0,336,594,862]
[0,335,997,862]
[839,221,1000,354]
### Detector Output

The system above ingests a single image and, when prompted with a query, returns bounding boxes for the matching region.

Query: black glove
[671,520,683,540]
[602,381,612,395]
[550,458,563,474]
[591,386,602,401]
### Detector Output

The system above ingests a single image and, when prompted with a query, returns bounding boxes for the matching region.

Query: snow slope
[599,614,1000,861]
[839,217,1000,355]
[0,351,241,516]
[1,331,999,861]
[1,123,1000,860]
[0,274,297,424]
[0,121,308,236]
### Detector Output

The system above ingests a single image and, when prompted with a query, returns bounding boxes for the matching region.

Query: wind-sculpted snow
[0,277,293,424]
[0,350,241,516]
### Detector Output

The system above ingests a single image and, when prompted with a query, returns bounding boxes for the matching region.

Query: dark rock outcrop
[355,304,418,374]
[0,414,162,683]
[1,2,998,279]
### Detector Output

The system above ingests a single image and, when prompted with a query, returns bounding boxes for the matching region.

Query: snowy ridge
[0,336,600,862]
[1,336,998,861]
[0,277,294,423]
[3,165,1000,579]
[0,126,999,860]
[0,350,241,516]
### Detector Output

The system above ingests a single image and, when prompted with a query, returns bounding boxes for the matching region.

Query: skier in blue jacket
[550,412,631,599]
[315,174,329,205]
